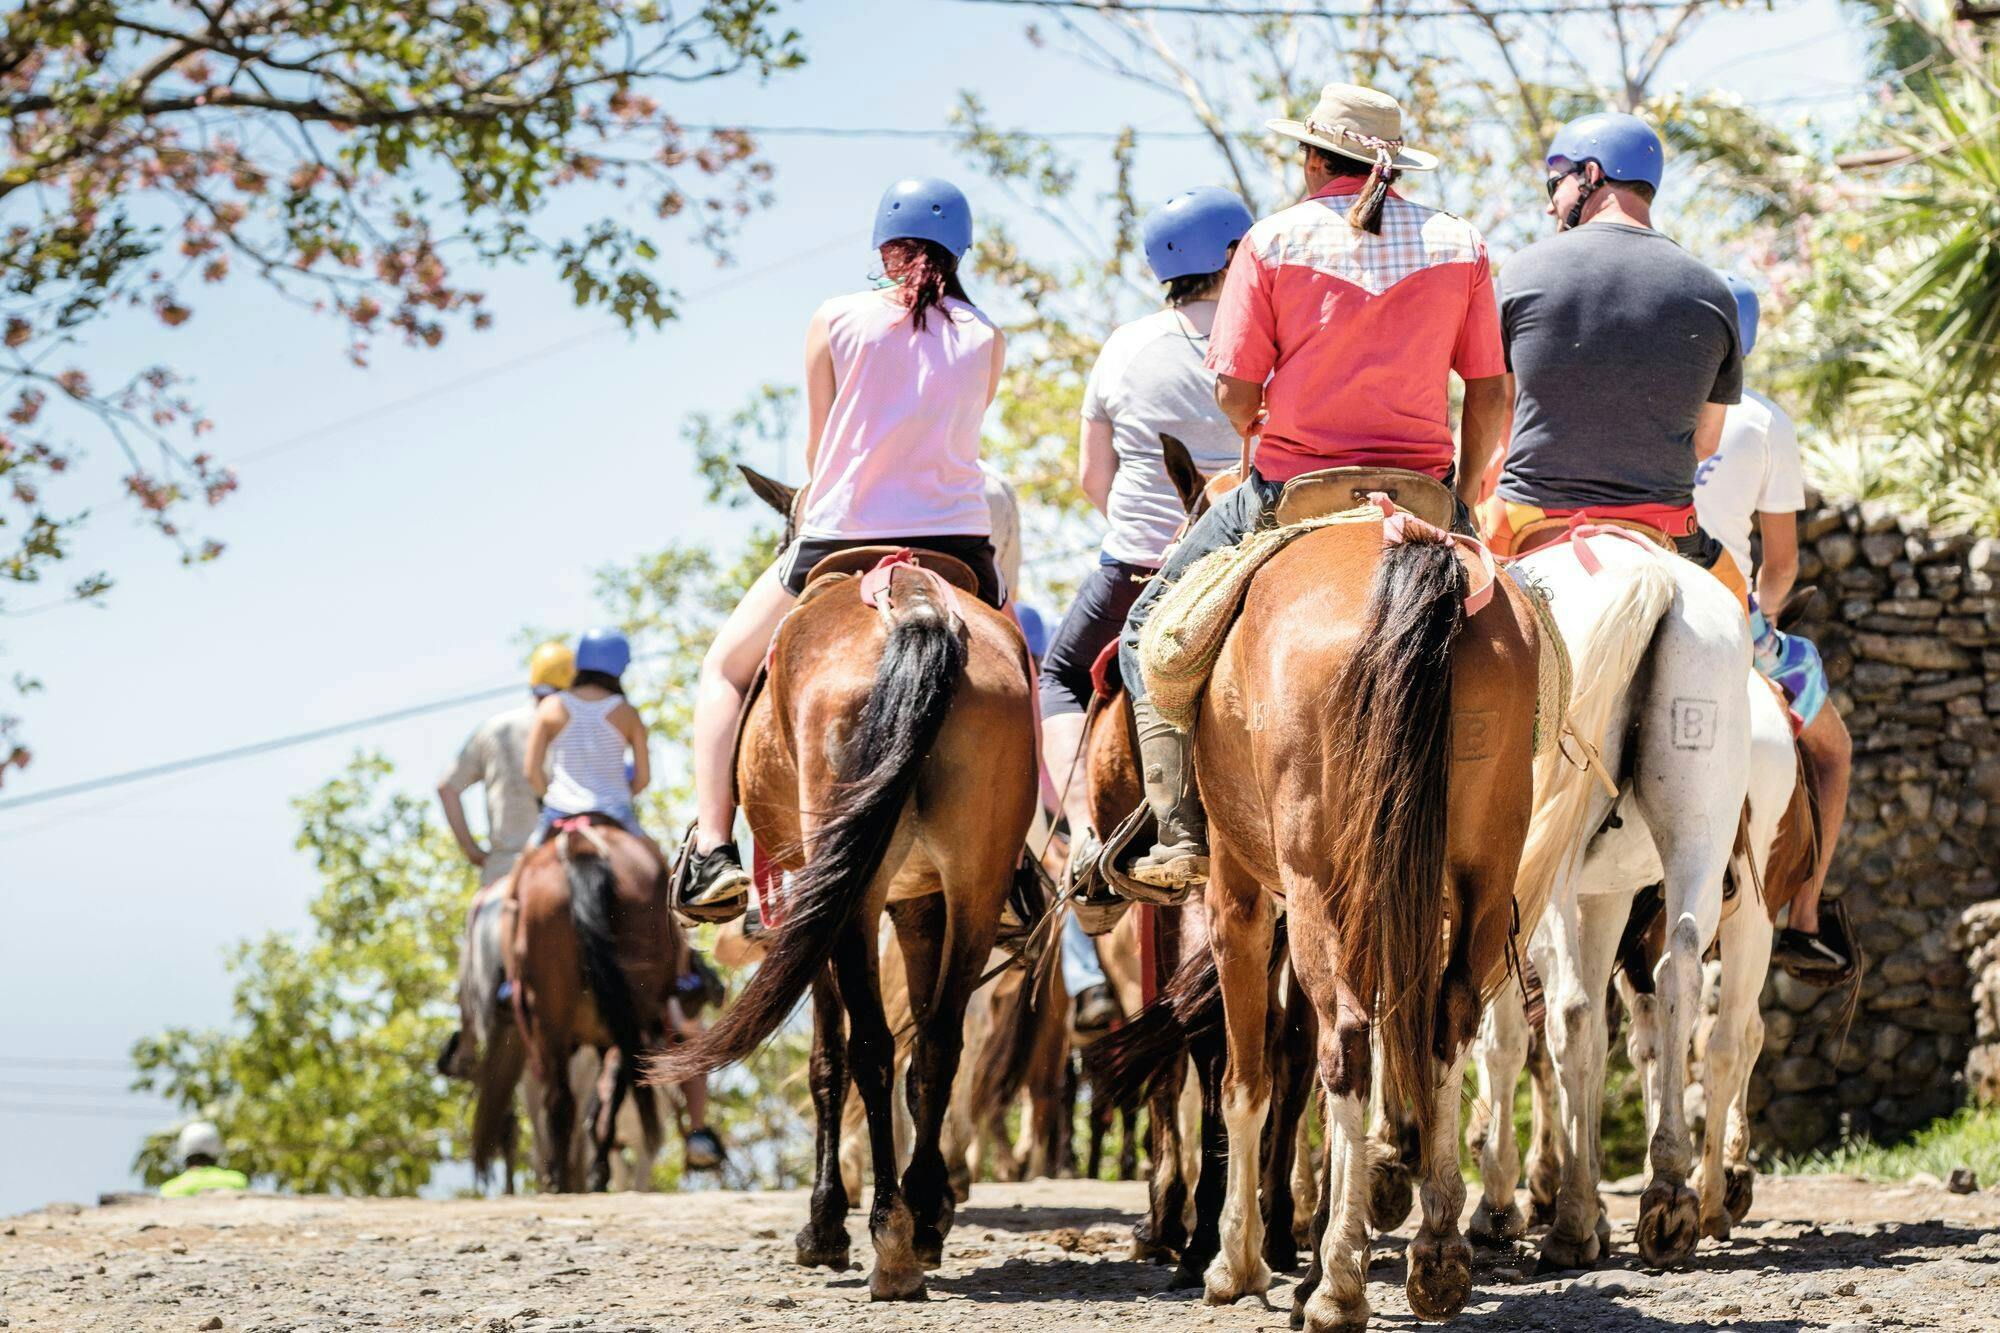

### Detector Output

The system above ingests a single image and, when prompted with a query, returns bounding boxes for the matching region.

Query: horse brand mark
[1671,697,1718,751]
[1453,710,1496,761]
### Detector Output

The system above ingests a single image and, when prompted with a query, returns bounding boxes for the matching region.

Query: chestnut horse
[651,545,1036,1301]
[1194,511,1542,1332]
[510,818,682,1193]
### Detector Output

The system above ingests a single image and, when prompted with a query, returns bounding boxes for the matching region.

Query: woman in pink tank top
[674,178,1009,912]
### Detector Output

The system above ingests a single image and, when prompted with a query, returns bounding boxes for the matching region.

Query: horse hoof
[948,1164,973,1204]
[1405,1234,1473,1322]
[1535,1229,1600,1274]
[1301,1289,1371,1332]
[1700,1211,1731,1243]
[1265,1240,1301,1274]
[794,1234,850,1270]
[1636,1181,1700,1268]
[1366,1163,1415,1234]
[914,1237,945,1271]
[868,1267,928,1301]
[1202,1255,1273,1305]
[1467,1200,1526,1247]
[1724,1164,1755,1224]
[1167,1260,1207,1290]
[1527,1193,1557,1228]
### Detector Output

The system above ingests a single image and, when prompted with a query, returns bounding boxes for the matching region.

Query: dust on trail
[3,1176,1997,1332]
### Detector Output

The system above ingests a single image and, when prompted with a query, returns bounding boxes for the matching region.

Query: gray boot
[1129,698,1208,890]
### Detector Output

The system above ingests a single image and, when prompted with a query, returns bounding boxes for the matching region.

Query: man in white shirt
[1696,275,1851,975]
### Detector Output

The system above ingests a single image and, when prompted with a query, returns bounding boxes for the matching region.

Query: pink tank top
[797,290,997,541]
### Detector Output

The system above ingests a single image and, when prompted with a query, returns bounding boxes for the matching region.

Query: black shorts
[779,534,1006,608]
[1038,557,1154,718]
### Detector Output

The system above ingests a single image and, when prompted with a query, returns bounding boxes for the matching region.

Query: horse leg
[1289,1103,1336,1329]
[586,1046,630,1193]
[1200,847,1276,1306]
[1468,984,1528,1244]
[1120,1105,1141,1180]
[1262,970,1314,1272]
[1524,1022,1561,1226]
[1536,889,1623,1271]
[888,894,973,1272]
[1133,1060,1189,1262]
[795,967,851,1269]
[1364,1072,1420,1235]
[1697,902,1772,1240]
[1299,988,1373,1333]
[538,1045,579,1194]
[1171,1034,1228,1289]
[834,918,925,1300]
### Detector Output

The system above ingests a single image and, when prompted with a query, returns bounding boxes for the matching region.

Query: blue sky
[0,0,1872,1212]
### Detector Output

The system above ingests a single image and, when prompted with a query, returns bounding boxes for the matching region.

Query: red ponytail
[880,238,970,332]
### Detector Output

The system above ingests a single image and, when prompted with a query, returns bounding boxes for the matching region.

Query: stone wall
[1749,496,2000,1154]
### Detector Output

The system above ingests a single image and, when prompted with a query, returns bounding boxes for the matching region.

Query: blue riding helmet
[1718,271,1760,356]
[1546,111,1664,191]
[575,626,632,678]
[872,177,974,259]
[1141,187,1255,283]
[1016,604,1051,660]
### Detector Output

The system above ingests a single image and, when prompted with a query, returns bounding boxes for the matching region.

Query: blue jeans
[1119,470,1283,709]
[1061,909,1108,996]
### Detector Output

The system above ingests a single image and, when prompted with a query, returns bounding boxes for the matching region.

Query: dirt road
[4,1175,1998,1332]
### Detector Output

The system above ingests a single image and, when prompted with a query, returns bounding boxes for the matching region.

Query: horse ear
[1159,434,1205,515]
[738,464,797,518]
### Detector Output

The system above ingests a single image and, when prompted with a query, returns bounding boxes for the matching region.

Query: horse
[1462,532,1755,1273]
[650,513,1037,1300]
[509,816,683,1193]
[1182,494,1543,1332]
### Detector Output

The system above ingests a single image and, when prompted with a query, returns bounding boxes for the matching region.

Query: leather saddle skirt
[1274,465,1455,530]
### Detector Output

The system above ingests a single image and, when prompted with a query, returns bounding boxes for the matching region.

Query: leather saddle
[799,544,979,602]
[1273,465,1455,530]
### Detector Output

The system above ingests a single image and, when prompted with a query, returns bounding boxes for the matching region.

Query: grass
[1771,1104,2000,1184]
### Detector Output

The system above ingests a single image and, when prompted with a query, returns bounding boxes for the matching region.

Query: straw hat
[1267,83,1438,173]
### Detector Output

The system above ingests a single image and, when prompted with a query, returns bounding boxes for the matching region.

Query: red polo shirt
[1205,179,1505,482]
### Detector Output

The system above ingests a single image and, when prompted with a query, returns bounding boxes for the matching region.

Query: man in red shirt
[1119,83,1509,891]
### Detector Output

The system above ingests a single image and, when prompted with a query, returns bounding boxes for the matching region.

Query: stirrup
[1096,804,1196,907]
[997,857,1053,966]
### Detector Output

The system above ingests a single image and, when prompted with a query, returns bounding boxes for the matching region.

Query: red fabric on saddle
[1564,519,1665,575]
[1540,500,1698,537]
[859,548,961,620]
[753,841,787,929]
[1089,639,1121,701]
[549,815,595,836]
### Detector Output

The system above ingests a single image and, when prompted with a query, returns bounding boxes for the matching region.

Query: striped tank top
[543,693,630,817]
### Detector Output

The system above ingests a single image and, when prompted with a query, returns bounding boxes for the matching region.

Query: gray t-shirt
[1497,224,1741,509]
[1083,304,1243,566]
[440,703,541,885]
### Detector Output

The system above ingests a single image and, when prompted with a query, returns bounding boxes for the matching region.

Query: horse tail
[971,961,1046,1122]
[469,1024,526,1192]
[1510,552,1678,944]
[564,830,645,1065]
[652,589,967,1083]
[1324,534,1466,1148]
[1083,942,1224,1113]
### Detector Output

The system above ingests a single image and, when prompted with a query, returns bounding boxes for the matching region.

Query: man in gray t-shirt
[1486,111,1742,567]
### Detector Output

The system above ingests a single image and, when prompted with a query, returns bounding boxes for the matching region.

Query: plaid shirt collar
[1308,178,1404,203]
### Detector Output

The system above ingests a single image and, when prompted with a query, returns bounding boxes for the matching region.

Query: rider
[1478,111,1746,603]
[1120,84,1510,889]
[1696,273,1853,973]
[1039,186,1250,858]
[436,640,572,1078]
[524,627,650,841]
[679,176,1009,916]
[159,1122,249,1197]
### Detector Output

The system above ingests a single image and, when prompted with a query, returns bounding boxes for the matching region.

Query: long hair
[1309,144,1397,235]
[649,587,967,1083]
[1322,533,1465,1145]
[880,237,969,332]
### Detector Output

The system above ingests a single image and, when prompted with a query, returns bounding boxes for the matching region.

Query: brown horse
[510,818,682,1193]
[651,537,1036,1300]
[1188,508,1541,1331]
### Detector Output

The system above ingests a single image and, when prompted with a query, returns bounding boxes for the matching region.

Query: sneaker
[1072,983,1120,1035]
[674,837,751,922]
[685,1126,726,1171]
[1773,928,1848,974]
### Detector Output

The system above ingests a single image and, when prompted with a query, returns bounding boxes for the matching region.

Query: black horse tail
[971,948,1056,1118]
[469,1024,526,1193]
[1083,943,1224,1113]
[651,594,966,1083]
[1324,535,1465,1148]
[565,833,645,1065]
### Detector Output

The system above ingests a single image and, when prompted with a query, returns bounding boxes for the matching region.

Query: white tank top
[797,289,997,541]
[543,693,630,816]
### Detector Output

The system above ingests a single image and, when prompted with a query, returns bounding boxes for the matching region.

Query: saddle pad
[1503,563,1572,758]
[1275,466,1454,531]
[801,544,980,597]
[1138,505,1387,730]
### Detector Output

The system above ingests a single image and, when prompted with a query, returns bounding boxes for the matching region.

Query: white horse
[1466,533,1753,1271]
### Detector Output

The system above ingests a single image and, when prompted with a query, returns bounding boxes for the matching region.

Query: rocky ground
[3,1175,1998,1332]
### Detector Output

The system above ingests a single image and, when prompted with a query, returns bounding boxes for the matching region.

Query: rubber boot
[1128,697,1208,890]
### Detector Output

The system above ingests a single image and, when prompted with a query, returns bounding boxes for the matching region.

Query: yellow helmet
[528,641,576,694]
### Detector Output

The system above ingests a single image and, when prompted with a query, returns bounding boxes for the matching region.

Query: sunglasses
[1545,166,1579,200]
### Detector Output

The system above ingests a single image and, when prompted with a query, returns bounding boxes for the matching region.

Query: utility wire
[0,1055,135,1070]
[951,0,1731,19]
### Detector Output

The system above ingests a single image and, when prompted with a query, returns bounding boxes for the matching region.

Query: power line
[952,0,1730,20]
[0,1100,174,1122]
[0,1055,135,1070]
[0,681,522,814]
[676,121,1208,141]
